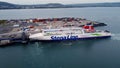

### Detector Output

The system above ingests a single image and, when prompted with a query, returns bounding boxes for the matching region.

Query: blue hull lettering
[51,35,78,40]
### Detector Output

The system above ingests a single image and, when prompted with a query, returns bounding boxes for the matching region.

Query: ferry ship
[29,25,111,41]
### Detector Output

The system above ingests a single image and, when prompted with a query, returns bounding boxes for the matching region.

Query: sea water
[0,7,120,68]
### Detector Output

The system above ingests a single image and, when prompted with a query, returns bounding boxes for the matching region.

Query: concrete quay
[0,17,107,46]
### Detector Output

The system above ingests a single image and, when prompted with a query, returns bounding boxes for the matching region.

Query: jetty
[0,17,107,46]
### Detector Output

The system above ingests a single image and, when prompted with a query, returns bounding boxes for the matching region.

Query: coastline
[0,17,107,46]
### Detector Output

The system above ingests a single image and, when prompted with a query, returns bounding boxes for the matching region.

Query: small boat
[29,24,111,41]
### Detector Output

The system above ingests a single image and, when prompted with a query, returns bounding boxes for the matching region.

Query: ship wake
[111,34,120,40]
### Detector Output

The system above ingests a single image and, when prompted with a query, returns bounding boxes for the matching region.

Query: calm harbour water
[0,7,120,68]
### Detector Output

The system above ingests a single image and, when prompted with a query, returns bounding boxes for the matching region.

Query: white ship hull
[29,27,111,41]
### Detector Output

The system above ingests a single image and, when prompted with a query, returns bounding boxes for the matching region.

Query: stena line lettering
[51,35,78,40]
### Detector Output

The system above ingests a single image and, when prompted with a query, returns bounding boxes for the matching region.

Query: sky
[0,0,120,4]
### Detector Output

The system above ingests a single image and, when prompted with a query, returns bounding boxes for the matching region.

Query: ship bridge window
[44,31,55,33]
[44,33,61,36]
[72,29,82,31]
[75,31,83,34]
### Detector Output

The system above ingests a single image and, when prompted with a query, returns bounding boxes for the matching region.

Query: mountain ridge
[0,1,120,9]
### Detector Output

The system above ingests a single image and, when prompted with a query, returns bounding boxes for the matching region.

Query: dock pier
[0,17,107,46]
[0,40,11,45]
[0,31,29,46]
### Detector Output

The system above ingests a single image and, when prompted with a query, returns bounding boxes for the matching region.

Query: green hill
[0,1,120,9]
